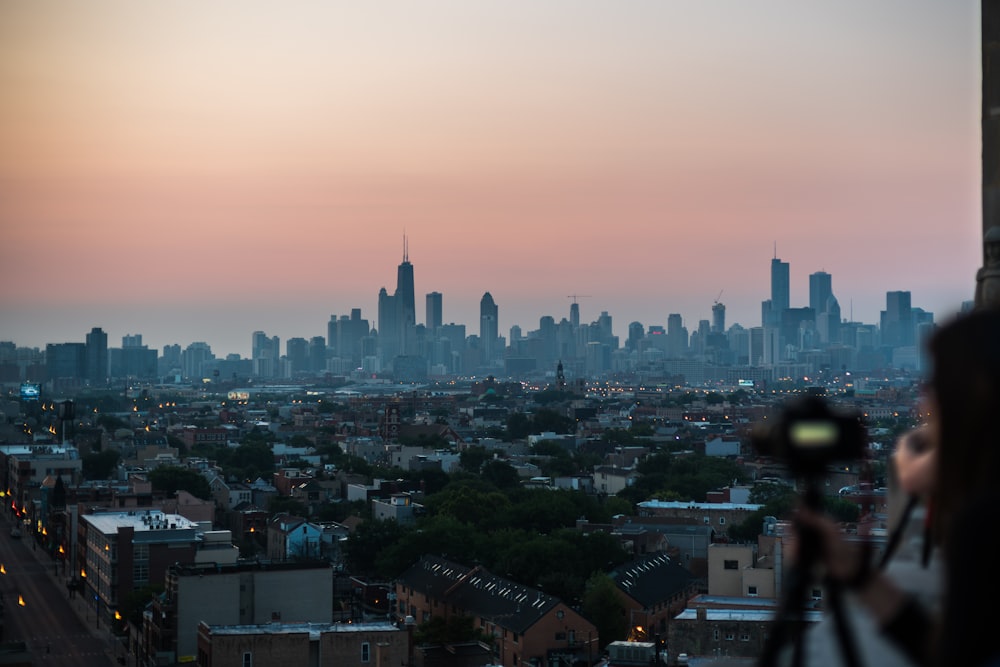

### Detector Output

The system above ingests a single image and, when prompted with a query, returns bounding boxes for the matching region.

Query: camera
[751,394,867,477]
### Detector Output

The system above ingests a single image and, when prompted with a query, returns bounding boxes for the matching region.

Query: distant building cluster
[0,244,964,392]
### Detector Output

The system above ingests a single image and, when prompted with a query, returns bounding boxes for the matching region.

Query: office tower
[182,342,214,379]
[111,335,158,380]
[626,321,644,351]
[569,301,580,328]
[667,313,688,358]
[711,301,726,334]
[332,309,370,367]
[286,337,310,374]
[46,343,86,381]
[377,287,399,360]
[378,237,418,364]
[480,292,499,365]
[308,336,326,373]
[122,334,143,348]
[880,291,914,347]
[809,272,833,314]
[85,327,108,385]
[396,237,415,331]
[252,331,280,378]
[771,256,790,316]
[426,292,442,332]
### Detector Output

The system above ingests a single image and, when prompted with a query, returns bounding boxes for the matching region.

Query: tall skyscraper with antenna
[377,235,418,365]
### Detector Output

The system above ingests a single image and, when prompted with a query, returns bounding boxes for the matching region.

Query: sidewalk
[9,513,121,665]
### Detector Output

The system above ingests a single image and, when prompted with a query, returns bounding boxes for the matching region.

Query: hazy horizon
[1,1,982,358]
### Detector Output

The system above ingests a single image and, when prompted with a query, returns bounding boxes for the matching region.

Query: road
[0,516,116,666]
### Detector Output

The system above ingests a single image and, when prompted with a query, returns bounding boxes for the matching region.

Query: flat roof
[674,608,821,623]
[638,501,764,511]
[205,622,400,637]
[83,510,198,536]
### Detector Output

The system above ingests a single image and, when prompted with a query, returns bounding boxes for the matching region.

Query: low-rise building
[395,555,598,667]
[80,509,238,628]
[196,620,408,667]
[142,560,335,665]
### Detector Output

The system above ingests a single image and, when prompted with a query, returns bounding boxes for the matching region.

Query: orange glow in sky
[0,1,982,356]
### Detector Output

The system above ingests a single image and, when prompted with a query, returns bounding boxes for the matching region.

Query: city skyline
[0,2,982,357]
[4,248,953,361]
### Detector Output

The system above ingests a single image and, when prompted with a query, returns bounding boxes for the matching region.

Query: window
[703,516,710,524]
[725,633,735,641]
[713,630,720,641]
[723,560,739,570]
[242,652,252,667]
[361,642,370,663]
[740,633,751,642]
[719,516,726,525]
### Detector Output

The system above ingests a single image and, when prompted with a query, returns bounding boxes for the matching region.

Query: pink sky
[0,1,982,358]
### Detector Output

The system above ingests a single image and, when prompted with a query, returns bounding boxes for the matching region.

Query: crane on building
[714,290,724,305]
[567,294,592,304]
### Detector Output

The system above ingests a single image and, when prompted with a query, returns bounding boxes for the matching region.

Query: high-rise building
[251,331,279,378]
[881,291,914,347]
[667,313,688,358]
[480,292,499,365]
[85,327,108,385]
[286,337,310,374]
[378,237,418,364]
[711,302,726,334]
[396,237,415,332]
[426,292,442,332]
[809,272,833,314]
[771,256,790,316]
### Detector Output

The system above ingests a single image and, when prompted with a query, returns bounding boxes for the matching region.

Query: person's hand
[894,425,936,496]
[791,507,873,587]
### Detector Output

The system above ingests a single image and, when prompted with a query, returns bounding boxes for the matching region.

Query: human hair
[928,307,1000,547]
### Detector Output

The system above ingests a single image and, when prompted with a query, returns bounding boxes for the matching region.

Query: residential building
[395,555,598,667]
[142,560,335,665]
[196,620,407,667]
[610,553,699,642]
[80,510,238,628]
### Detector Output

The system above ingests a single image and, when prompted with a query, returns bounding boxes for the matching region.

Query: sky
[0,1,982,359]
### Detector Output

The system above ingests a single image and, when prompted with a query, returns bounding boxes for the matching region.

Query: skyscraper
[881,291,914,347]
[85,327,108,385]
[480,292,499,365]
[711,301,726,334]
[396,236,415,332]
[378,236,418,364]
[771,256,790,316]
[426,292,442,332]
[809,271,833,314]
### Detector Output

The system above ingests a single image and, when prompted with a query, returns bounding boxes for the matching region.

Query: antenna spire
[403,232,408,262]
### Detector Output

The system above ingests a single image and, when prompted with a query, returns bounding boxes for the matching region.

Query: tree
[82,449,120,480]
[148,466,212,500]
[582,572,627,647]
[459,445,490,473]
[269,496,308,517]
[344,519,408,577]
[481,460,521,490]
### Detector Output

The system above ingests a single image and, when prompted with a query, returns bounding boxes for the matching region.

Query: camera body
[752,395,867,478]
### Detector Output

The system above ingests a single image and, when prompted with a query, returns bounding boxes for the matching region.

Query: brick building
[395,555,598,667]
[196,620,407,667]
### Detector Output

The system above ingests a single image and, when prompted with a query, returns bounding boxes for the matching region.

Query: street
[0,516,115,666]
